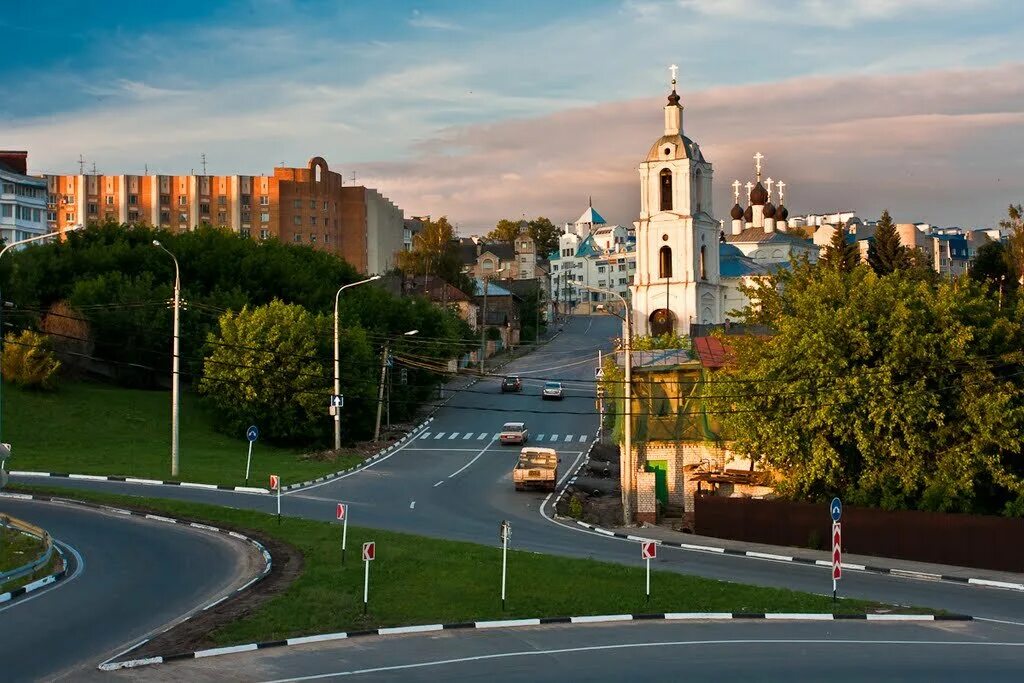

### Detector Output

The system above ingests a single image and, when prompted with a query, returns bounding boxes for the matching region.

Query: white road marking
[564,434,573,442]
[462,432,473,440]
[262,639,1024,682]
[492,433,501,440]
[579,435,588,442]
[433,481,444,487]
[448,438,496,479]
[433,432,445,440]
[550,434,559,442]
[0,538,84,614]
[536,434,545,441]
[477,432,487,440]
[409,501,416,509]
[449,432,460,440]
[419,432,431,439]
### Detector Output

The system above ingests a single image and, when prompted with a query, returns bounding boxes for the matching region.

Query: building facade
[0,151,49,244]
[43,157,403,274]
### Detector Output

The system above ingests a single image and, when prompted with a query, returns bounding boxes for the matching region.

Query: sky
[4,0,1023,232]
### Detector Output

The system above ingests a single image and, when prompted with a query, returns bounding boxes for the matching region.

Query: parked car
[500,422,529,445]
[542,381,564,400]
[501,376,522,392]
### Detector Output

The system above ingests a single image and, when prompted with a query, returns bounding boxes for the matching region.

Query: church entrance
[649,309,676,337]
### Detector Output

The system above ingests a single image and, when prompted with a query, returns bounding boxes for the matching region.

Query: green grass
[0,522,60,594]
[4,383,365,487]
[15,485,929,647]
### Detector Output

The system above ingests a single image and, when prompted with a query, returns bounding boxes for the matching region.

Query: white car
[500,422,528,445]
[542,381,564,400]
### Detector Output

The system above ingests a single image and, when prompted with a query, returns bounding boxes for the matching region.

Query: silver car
[542,381,564,400]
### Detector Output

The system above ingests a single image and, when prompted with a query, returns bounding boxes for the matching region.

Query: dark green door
[646,460,669,508]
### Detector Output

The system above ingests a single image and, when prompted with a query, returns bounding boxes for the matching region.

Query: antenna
[201,153,207,175]
[78,154,85,174]
[144,163,148,175]
[350,171,357,184]
[91,161,97,174]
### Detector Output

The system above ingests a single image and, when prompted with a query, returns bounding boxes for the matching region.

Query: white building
[0,151,48,244]
[549,204,636,315]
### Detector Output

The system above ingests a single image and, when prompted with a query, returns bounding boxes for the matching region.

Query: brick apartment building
[43,156,403,274]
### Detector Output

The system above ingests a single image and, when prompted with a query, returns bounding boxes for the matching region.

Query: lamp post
[374,329,418,442]
[0,226,83,444]
[581,284,633,526]
[478,267,506,374]
[333,275,381,451]
[152,240,182,477]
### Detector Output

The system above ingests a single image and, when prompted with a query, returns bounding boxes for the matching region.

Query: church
[629,70,817,335]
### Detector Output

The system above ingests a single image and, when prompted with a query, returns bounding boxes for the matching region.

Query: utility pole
[374,342,389,442]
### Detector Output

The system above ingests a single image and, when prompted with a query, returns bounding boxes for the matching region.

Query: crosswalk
[418,431,588,444]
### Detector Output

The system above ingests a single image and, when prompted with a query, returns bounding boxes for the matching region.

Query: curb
[100,610,972,670]
[9,472,268,494]
[0,491,274,644]
[0,540,68,605]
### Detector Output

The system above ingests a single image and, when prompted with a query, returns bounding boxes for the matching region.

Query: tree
[970,241,1015,294]
[396,216,474,294]
[819,224,859,273]
[2,330,61,389]
[1001,203,1024,286]
[705,261,1024,514]
[487,217,561,256]
[868,209,909,275]
[40,301,94,377]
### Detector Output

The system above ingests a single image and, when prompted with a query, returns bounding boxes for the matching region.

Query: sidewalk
[601,523,1024,588]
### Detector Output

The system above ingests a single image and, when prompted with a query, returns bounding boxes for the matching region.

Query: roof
[719,243,774,278]
[473,279,515,298]
[455,240,478,265]
[575,233,599,258]
[645,134,705,163]
[693,337,733,370]
[724,226,817,248]
[407,275,471,303]
[478,242,515,261]
[576,205,607,225]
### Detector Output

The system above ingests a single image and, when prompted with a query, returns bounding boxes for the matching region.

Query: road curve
[99,619,1024,682]
[0,497,258,681]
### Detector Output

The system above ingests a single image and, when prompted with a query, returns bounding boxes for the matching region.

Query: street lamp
[478,267,506,374]
[152,239,182,477]
[374,329,418,441]
[333,275,382,451]
[0,226,84,444]
[581,284,633,526]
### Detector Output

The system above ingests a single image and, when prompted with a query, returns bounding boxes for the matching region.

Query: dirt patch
[555,442,624,528]
[89,500,304,661]
[299,424,417,464]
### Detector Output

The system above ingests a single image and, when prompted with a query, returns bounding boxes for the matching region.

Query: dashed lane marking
[550,434,559,442]
[477,432,487,440]
[462,432,473,440]
[433,481,444,487]
[579,435,588,443]
[564,434,573,442]
[536,434,545,441]
[449,432,460,440]
[410,501,416,509]
[433,432,445,440]
[420,432,431,439]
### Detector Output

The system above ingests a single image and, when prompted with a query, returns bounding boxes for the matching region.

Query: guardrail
[0,514,55,586]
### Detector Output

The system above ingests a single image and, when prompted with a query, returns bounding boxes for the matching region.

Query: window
[598,280,606,288]
[293,199,302,209]
[618,264,626,271]
[64,194,76,204]
[241,227,251,238]
[1,204,11,218]
[105,212,116,221]
[48,211,57,221]
[482,259,494,271]
[293,215,302,225]
[309,216,316,225]
[659,169,673,211]
[324,233,330,243]
[160,194,170,206]
[241,194,251,207]
[598,265,605,273]
[218,196,226,206]
[179,196,187,206]
[160,211,170,224]
[260,228,269,240]
[628,276,635,284]
[128,194,138,205]
[1,183,13,194]
[128,210,139,222]
[218,211,227,223]
[64,212,73,221]
[700,245,707,280]
[310,234,317,244]
[694,168,704,214]
[105,196,114,205]
[200,203,210,215]
[659,246,672,278]
[88,203,97,215]
[242,212,251,223]
[293,234,302,243]
[259,195,269,205]
[179,212,188,223]
[260,212,270,223]
[553,264,558,271]
[619,278,627,285]
[323,201,329,211]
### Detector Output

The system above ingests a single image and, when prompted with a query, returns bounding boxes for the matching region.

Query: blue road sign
[830,497,842,522]
[385,354,394,368]
[247,425,259,442]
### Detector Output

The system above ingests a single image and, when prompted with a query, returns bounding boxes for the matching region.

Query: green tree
[868,210,909,275]
[1001,203,1024,286]
[819,224,859,273]
[487,217,561,256]
[705,262,1024,514]
[397,216,474,295]
[2,330,61,390]
[970,241,1015,293]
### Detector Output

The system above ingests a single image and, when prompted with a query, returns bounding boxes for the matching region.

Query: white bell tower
[630,66,721,337]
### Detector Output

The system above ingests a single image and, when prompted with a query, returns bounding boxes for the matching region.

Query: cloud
[357,63,1024,232]
[668,0,994,28]
[409,9,462,31]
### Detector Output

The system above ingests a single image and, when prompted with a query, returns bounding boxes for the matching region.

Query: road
[8,315,1024,678]
[0,497,258,681]
[103,619,1024,682]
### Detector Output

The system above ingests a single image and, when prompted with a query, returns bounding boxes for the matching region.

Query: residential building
[473,278,521,348]
[0,151,49,244]
[42,156,404,274]
[459,224,548,280]
[403,216,426,252]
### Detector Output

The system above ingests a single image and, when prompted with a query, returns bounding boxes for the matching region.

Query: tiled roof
[478,242,515,260]
[693,336,733,370]
[724,227,816,247]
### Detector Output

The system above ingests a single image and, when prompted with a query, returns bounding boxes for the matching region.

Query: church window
[659,169,673,211]
[700,245,707,280]
[695,168,704,214]
[659,246,672,279]
[664,147,671,156]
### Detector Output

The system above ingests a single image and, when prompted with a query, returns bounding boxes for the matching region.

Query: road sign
[832,522,842,580]
[246,425,259,442]
[641,541,657,560]
[385,354,394,368]
[336,503,347,520]
[269,474,280,490]
[499,520,511,542]
[362,541,376,562]
[830,497,842,522]
[595,367,604,379]
[330,394,344,408]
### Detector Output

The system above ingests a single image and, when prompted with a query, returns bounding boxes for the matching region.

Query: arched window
[659,169,673,211]
[700,245,707,280]
[694,168,703,214]
[659,246,672,279]
[315,165,322,182]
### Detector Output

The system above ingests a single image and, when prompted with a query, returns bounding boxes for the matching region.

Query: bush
[568,495,584,519]
[2,330,61,390]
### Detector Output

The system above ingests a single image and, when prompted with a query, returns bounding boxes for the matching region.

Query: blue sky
[4,1,1023,229]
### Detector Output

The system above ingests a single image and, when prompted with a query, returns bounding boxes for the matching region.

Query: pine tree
[868,209,908,275]
[821,223,858,273]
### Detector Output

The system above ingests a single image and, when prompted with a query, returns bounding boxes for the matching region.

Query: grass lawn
[14,486,929,648]
[4,383,365,487]
[0,522,60,594]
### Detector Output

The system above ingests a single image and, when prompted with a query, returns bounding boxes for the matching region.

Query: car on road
[513,447,558,491]
[501,376,522,392]
[500,422,528,445]
[541,381,564,400]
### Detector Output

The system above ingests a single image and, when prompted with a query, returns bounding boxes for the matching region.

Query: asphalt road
[103,619,1024,682]
[15,316,1024,623]
[0,497,256,681]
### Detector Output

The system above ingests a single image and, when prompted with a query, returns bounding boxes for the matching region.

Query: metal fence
[694,496,1024,572]
[0,515,55,586]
